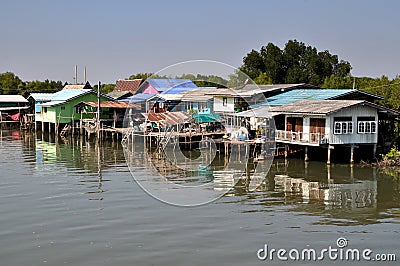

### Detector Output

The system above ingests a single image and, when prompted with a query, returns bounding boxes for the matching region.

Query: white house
[255,99,399,163]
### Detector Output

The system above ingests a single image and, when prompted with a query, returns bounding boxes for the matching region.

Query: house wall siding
[214,96,234,113]
[35,93,109,123]
[328,105,378,144]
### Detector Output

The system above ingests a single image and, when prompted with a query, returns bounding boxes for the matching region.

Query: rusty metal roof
[114,79,143,93]
[143,111,190,126]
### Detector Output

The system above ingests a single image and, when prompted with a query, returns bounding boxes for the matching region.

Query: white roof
[29,93,54,101]
[0,95,28,103]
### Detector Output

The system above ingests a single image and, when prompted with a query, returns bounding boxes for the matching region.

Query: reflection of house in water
[274,174,377,209]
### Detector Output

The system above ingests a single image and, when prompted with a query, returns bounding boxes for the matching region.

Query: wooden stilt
[373,144,377,159]
[327,146,332,165]
[304,146,309,161]
[327,164,331,182]
[350,144,354,165]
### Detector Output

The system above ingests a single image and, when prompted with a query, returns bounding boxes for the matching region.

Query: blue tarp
[146,79,198,94]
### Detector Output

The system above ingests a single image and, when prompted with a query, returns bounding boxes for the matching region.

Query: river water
[0,129,399,266]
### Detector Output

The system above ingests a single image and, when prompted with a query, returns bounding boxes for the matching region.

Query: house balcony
[275,130,329,146]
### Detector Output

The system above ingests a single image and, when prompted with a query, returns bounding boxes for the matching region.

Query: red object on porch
[8,112,20,121]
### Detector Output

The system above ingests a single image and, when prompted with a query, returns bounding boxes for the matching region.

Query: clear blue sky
[0,0,399,84]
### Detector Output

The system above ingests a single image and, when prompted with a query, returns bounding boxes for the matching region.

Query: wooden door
[310,118,325,134]
[286,117,303,132]
[295,118,303,132]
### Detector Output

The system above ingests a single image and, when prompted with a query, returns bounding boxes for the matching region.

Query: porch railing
[275,130,328,145]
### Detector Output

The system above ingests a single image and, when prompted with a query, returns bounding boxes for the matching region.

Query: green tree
[240,39,352,86]
[253,72,272,85]
[0,72,23,94]
[260,43,285,83]
[129,73,153,80]
[93,83,115,94]
[240,49,264,79]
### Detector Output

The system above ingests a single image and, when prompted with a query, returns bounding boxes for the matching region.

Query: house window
[223,97,228,106]
[334,121,353,134]
[44,107,47,113]
[333,117,353,134]
[61,106,65,110]
[357,121,377,134]
[357,117,377,134]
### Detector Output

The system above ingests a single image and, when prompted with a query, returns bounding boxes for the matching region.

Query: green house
[30,83,112,125]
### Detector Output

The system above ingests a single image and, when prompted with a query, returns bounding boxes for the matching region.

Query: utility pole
[74,65,78,84]
[84,66,87,84]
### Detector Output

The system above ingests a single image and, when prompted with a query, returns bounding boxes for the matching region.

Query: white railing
[275,130,329,145]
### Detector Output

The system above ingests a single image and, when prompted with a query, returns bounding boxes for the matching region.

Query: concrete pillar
[350,144,354,165]
[327,146,332,165]
[304,146,309,161]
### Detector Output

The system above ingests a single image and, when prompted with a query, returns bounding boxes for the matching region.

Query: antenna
[74,65,78,84]
[84,66,87,84]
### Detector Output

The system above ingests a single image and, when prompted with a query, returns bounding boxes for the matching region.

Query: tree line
[0,72,63,97]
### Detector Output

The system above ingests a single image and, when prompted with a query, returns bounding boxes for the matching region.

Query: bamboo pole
[80,112,83,135]
[72,114,75,135]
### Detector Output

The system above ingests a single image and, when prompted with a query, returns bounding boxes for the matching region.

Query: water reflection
[4,129,400,225]
[13,131,128,201]
[230,159,400,226]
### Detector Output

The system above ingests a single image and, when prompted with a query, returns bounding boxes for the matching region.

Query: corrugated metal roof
[107,91,132,100]
[114,79,143,93]
[144,111,190,126]
[37,90,90,107]
[232,83,310,94]
[180,89,215,102]
[124,93,155,103]
[270,100,365,114]
[40,101,66,107]
[0,106,30,111]
[145,79,197,93]
[0,95,28,103]
[266,89,354,106]
[28,93,54,101]
[36,89,113,107]
[262,89,382,107]
[235,106,273,118]
[149,94,184,101]
[82,101,139,109]
[51,89,92,101]
[63,84,87,90]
